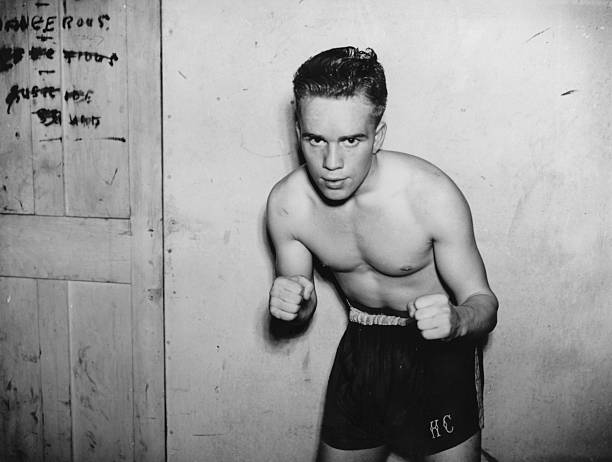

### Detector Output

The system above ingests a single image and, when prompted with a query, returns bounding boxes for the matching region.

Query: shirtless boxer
[267,47,498,462]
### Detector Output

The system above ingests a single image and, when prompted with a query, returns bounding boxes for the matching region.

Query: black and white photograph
[1,1,611,461]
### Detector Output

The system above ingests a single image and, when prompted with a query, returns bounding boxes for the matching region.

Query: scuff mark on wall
[525,26,552,43]
[481,448,500,462]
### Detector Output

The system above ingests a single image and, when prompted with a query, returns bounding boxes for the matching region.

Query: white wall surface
[162,1,612,461]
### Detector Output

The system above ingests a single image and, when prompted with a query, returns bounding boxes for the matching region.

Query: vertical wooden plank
[0,0,35,214]
[0,277,43,461]
[69,281,133,462]
[38,279,72,462]
[28,0,65,215]
[126,1,165,460]
[62,0,129,217]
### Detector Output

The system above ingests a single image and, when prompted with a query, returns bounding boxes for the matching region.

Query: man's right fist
[269,275,314,322]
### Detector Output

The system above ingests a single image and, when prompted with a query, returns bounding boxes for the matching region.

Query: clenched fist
[411,293,461,340]
[269,275,315,323]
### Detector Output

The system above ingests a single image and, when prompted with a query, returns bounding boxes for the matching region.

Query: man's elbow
[465,290,499,333]
[485,292,499,333]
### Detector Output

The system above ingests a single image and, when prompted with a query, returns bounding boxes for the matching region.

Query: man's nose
[323,144,343,170]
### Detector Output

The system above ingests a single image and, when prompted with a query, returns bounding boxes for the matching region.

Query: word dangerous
[0,14,111,33]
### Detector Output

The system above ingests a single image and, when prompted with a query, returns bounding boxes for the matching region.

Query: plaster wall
[162,1,612,460]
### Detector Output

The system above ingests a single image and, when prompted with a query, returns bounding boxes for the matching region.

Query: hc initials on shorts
[429,414,454,438]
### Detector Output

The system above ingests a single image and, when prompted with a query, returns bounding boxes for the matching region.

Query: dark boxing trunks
[321,306,483,457]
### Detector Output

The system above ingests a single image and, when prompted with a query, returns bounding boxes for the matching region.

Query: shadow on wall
[286,99,306,166]
[261,262,347,348]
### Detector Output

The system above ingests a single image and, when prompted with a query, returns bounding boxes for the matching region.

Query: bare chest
[301,202,433,277]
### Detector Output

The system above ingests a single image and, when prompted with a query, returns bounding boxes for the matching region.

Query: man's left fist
[411,293,460,340]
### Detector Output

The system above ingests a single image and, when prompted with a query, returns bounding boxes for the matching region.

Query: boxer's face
[296,94,386,202]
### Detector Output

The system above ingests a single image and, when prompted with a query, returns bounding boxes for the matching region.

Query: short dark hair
[293,46,387,123]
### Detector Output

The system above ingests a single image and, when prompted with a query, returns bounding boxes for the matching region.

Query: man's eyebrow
[301,132,323,139]
[300,132,368,140]
[339,133,367,140]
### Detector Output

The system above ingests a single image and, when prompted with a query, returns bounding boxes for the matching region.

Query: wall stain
[85,430,97,451]
[20,352,39,363]
[147,287,162,303]
[80,394,94,412]
[301,348,310,372]
[75,345,98,391]
[525,26,552,43]
[104,167,118,185]
[481,448,500,462]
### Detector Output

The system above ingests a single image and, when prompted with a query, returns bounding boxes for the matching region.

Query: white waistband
[349,306,410,326]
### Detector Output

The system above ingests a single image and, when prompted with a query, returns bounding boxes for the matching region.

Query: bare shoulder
[380,150,462,196]
[267,165,313,211]
[266,166,314,233]
[379,150,470,222]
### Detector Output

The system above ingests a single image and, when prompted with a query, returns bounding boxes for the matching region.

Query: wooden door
[0,1,164,461]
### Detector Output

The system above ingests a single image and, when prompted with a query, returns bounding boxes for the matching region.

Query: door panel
[62,0,130,218]
[0,277,43,460]
[0,0,34,214]
[38,279,71,462]
[70,281,132,461]
[27,0,64,216]
[0,1,163,460]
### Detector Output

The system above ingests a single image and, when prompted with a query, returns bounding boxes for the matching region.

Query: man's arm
[415,174,498,340]
[266,183,317,324]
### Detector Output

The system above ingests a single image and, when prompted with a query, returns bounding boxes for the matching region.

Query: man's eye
[308,137,325,146]
[343,138,359,146]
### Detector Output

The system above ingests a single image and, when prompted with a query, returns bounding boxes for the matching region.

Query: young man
[267,47,498,462]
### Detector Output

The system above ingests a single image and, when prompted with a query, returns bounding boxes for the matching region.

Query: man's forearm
[455,292,498,338]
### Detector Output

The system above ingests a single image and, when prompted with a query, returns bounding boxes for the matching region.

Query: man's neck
[353,152,381,200]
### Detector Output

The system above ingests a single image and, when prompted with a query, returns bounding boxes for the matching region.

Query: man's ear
[373,121,387,153]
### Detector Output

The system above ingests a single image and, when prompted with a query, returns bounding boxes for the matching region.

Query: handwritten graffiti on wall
[0,9,122,138]
[1,45,119,72]
[0,13,111,37]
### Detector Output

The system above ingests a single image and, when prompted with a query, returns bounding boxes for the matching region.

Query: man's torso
[287,150,449,311]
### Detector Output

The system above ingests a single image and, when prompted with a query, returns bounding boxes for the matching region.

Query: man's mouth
[322,177,347,189]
